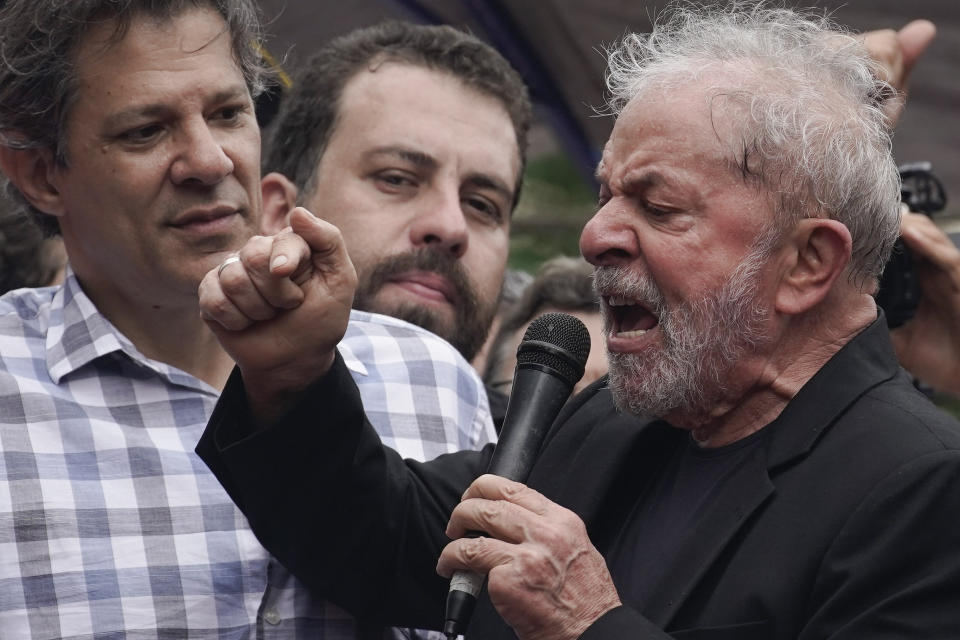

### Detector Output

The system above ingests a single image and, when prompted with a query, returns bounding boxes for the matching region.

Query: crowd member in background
[259,22,531,395]
[0,188,65,293]
[196,7,960,638]
[890,211,960,397]
[484,256,605,399]
[472,267,533,422]
[0,1,491,638]
[861,20,960,399]
[471,268,534,374]
[861,19,935,128]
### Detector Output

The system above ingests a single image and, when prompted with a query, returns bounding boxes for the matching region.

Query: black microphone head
[516,312,591,386]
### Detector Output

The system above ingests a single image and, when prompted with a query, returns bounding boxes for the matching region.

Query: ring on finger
[217,255,241,278]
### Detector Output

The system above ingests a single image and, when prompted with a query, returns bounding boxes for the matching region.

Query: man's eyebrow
[102,85,250,129]
[464,173,514,202]
[363,146,438,170]
[622,170,663,189]
[364,146,514,201]
[209,86,252,105]
[102,104,171,130]
[608,169,667,194]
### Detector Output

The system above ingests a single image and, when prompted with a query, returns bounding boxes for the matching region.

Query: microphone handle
[443,570,484,638]
[443,366,574,638]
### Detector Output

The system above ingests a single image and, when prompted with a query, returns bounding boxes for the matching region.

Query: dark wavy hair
[263,21,532,210]
[0,0,268,235]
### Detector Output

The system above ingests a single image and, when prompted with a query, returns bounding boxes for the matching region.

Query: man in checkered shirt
[0,0,518,637]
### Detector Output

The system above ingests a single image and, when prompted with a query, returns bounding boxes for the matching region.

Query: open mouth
[605,295,659,338]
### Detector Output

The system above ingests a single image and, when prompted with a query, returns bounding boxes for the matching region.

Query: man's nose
[580,200,640,267]
[170,120,234,186]
[409,191,469,259]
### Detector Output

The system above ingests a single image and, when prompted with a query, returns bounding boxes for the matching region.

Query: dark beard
[352,248,496,362]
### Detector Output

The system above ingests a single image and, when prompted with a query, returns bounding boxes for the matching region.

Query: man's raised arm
[194,209,480,628]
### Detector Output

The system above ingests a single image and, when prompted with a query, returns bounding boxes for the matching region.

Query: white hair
[604,1,901,285]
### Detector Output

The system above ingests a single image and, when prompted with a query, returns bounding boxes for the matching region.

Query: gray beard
[595,249,772,421]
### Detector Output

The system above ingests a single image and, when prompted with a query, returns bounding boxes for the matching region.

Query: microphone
[443,312,590,638]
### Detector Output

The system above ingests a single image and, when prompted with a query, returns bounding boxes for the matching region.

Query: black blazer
[198,318,960,639]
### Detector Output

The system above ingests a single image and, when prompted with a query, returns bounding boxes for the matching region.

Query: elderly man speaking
[197,4,960,639]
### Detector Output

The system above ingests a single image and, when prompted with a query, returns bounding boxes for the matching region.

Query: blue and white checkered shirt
[0,270,495,639]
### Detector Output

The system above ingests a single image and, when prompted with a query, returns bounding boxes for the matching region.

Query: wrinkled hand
[861,20,936,127]
[890,212,960,397]
[438,475,621,640]
[199,207,357,420]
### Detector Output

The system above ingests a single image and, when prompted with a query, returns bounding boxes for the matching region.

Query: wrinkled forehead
[598,81,747,180]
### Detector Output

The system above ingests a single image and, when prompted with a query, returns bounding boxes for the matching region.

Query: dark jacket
[198,318,960,639]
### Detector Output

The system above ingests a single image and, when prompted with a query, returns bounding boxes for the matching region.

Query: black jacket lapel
[646,317,899,628]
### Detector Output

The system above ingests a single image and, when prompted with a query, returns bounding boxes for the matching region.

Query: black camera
[875,162,948,328]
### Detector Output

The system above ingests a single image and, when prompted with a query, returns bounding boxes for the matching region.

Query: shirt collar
[45,267,217,394]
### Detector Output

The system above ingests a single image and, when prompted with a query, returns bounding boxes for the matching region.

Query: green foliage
[521,151,597,204]
[509,151,596,272]
[508,229,581,274]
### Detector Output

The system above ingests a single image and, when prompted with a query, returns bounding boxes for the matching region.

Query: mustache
[593,265,667,316]
[359,248,477,306]
[354,248,493,361]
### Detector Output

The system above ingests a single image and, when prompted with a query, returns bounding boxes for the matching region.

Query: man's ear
[774,218,852,315]
[260,171,299,234]
[0,145,66,216]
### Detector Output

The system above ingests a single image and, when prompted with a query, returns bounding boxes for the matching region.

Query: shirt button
[263,609,281,625]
